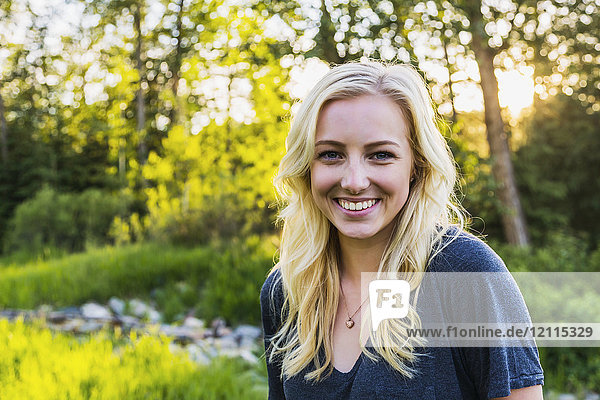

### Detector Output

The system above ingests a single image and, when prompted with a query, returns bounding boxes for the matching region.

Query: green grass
[0,236,277,326]
[0,243,213,309]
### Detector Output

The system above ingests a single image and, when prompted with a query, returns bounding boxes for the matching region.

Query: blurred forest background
[0,0,599,397]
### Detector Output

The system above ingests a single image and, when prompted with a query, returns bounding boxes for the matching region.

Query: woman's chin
[337,229,379,241]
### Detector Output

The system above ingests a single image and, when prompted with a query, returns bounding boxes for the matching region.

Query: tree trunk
[133,3,147,166]
[119,136,126,185]
[317,0,345,64]
[171,0,184,127]
[441,33,458,126]
[0,90,7,163]
[468,9,529,246]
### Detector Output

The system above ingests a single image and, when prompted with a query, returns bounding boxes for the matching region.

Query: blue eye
[372,151,394,160]
[318,151,341,160]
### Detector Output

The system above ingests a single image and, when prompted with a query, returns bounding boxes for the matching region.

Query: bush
[0,318,268,399]
[0,238,276,326]
[0,243,214,309]
[493,231,592,273]
[493,234,600,394]
[4,186,132,254]
[147,193,276,247]
[515,94,600,247]
[539,347,600,394]
[197,235,278,325]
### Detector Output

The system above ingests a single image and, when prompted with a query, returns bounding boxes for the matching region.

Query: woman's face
[310,95,414,243]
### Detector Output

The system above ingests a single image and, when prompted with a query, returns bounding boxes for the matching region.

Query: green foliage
[0,238,276,326]
[493,231,594,273]
[539,347,600,394]
[1,0,293,256]
[142,6,290,245]
[0,318,268,399]
[109,212,145,246]
[493,236,600,394]
[152,280,200,323]
[515,94,600,247]
[197,235,278,324]
[448,126,503,240]
[4,186,131,254]
[0,243,211,309]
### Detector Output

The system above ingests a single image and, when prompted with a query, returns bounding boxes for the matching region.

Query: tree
[515,94,600,246]
[132,1,147,166]
[525,0,599,114]
[0,90,6,164]
[143,1,291,243]
[0,0,128,251]
[459,0,529,245]
[0,0,11,164]
[269,0,532,244]
[82,0,155,184]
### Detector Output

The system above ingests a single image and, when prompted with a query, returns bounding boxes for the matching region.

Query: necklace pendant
[345,319,355,329]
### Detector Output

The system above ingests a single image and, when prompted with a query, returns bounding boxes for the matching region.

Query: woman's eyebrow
[314,140,344,147]
[364,140,401,149]
[314,140,401,148]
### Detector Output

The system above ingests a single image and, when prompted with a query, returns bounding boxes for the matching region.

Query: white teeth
[337,199,378,211]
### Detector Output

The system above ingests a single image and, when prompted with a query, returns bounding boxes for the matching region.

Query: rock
[108,297,126,315]
[186,343,212,365]
[183,316,205,330]
[219,348,259,364]
[47,311,68,323]
[0,310,24,319]
[210,317,231,337]
[234,325,262,340]
[57,306,83,318]
[81,303,112,320]
[159,324,202,343]
[234,324,262,337]
[558,395,577,400]
[52,318,85,332]
[147,309,161,323]
[1,301,265,367]
[129,299,162,323]
[238,348,259,364]
[38,304,53,315]
[216,333,240,350]
[115,315,141,329]
[128,299,148,317]
[76,321,104,333]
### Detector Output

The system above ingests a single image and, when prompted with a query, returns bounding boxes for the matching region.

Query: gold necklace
[340,282,368,329]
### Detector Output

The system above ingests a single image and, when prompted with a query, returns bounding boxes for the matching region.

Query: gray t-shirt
[260,229,544,399]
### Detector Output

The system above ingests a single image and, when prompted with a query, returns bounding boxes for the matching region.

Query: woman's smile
[334,198,381,217]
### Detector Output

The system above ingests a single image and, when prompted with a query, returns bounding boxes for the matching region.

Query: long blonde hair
[268,61,465,381]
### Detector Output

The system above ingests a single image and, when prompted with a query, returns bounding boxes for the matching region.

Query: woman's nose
[340,161,370,194]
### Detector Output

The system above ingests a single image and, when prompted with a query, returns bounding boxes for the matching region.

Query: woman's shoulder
[260,267,285,312]
[429,226,507,273]
[260,267,287,337]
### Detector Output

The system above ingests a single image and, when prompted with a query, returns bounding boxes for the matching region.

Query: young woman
[260,61,544,399]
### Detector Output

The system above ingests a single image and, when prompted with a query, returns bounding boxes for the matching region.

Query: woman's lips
[334,198,380,216]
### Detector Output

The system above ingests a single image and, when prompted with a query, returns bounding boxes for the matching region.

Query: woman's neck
[338,230,392,287]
